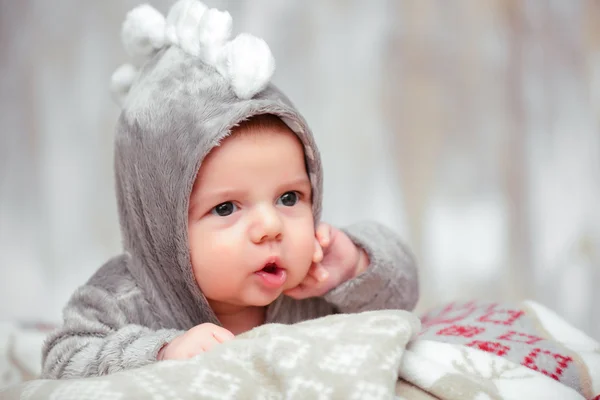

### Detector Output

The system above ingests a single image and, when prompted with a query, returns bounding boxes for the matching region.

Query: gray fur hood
[114,44,323,329]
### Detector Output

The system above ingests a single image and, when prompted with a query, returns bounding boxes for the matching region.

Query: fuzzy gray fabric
[41,46,419,379]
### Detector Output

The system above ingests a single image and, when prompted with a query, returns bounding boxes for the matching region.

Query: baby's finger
[200,335,223,352]
[299,272,320,288]
[316,223,332,248]
[307,263,329,282]
[284,284,318,300]
[313,237,324,263]
[212,328,235,343]
[283,285,306,299]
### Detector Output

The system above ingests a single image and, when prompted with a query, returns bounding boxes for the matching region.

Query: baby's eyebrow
[280,178,312,195]
[193,188,242,205]
[284,176,311,187]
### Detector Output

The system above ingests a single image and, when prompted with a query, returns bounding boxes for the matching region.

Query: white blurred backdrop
[1,0,599,338]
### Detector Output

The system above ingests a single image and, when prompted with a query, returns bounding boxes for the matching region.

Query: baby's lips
[260,255,282,271]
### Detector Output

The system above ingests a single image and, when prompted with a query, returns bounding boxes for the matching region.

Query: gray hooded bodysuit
[41,2,419,380]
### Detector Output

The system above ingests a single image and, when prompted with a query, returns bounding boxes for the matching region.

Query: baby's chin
[248,297,280,307]
[239,290,285,308]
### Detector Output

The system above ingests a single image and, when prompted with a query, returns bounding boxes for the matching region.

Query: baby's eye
[277,191,299,207]
[211,202,237,217]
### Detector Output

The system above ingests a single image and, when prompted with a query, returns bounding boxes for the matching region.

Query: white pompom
[221,34,276,99]
[110,64,138,105]
[165,0,207,56]
[115,1,276,103]
[165,0,195,46]
[198,8,232,46]
[197,8,232,65]
[121,4,166,59]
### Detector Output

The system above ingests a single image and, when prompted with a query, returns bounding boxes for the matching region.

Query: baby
[42,0,418,379]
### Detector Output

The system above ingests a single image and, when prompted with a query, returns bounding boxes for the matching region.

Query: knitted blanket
[2,301,598,399]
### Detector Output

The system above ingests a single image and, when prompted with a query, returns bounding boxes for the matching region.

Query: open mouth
[255,260,287,288]
[261,263,279,274]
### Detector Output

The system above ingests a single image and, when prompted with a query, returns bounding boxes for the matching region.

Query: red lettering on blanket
[497,330,543,345]
[522,348,573,381]
[477,306,524,326]
[421,302,478,327]
[419,301,588,392]
[437,325,485,338]
[466,340,510,356]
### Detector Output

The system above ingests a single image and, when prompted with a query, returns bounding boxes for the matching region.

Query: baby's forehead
[193,123,307,184]
[210,123,304,163]
[215,118,303,157]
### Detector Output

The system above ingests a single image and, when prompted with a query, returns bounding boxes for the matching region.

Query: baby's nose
[249,205,283,243]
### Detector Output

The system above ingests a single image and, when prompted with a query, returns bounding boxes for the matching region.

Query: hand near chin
[283,222,369,300]
[157,323,234,360]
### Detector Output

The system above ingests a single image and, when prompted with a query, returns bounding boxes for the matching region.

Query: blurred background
[1,0,599,338]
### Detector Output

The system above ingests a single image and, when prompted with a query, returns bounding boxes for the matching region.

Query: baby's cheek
[299,227,319,266]
[213,228,241,249]
[198,235,236,266]
[192,239,236,295]
[189,228,230,268]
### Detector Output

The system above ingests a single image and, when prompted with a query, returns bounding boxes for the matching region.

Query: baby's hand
[283,222,369,299]
[157,323,234,360]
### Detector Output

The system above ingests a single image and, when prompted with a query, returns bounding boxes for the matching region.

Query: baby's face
[188,124,317,315]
